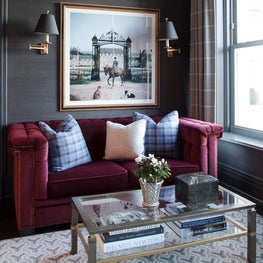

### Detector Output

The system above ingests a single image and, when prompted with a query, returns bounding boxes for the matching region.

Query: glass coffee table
[70,185,256,263]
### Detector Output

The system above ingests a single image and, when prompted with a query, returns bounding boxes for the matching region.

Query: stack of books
[163,202,227,238]
[81,197,165,253]
[96,223,164,253]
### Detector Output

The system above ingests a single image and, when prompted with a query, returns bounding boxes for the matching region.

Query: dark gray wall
[1,0,190,197]
[218,139,263,214]
[8,0,190,123]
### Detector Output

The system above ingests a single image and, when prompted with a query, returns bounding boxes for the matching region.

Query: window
[229,0,263,136]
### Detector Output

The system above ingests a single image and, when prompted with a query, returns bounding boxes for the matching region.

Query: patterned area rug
[0,210,262,263]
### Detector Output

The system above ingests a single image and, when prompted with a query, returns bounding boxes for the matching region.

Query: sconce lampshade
[34,11,59,35]
[158,18,178,41]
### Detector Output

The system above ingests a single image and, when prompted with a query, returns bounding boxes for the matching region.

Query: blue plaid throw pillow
[133,111,179,159]
[39,114,92,172]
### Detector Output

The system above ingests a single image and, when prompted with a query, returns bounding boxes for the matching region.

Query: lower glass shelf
[89,214,247,262]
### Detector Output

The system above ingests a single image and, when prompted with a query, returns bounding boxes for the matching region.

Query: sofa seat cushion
[47,160,128,199]
[118,159,199,187]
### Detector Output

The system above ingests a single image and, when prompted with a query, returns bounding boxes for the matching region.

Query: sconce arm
[163,47,181,58]
[162,39,181,57]
[29,43,49,55]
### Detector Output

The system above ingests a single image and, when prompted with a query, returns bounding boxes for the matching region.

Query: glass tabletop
[71,185,255,235]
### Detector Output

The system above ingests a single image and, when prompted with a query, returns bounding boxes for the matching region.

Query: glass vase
[139,178,163,207]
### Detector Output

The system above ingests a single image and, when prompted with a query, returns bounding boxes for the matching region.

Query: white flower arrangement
[134,154,171,183]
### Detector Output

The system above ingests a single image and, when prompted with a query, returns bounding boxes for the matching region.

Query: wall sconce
[29,10,59,55]
[158,18,181,57]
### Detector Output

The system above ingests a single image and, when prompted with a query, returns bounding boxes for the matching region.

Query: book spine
[95,221,158,236]
[192,221,227,236]
[97,233,165,253]
[164,207,225,228]
[179,215,225,228]
[102,225,164,242]
[108,224,158,235]
[171,221,227,238]
[165,221,182,237]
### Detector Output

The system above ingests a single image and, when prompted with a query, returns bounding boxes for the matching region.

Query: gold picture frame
[60,3,159,110]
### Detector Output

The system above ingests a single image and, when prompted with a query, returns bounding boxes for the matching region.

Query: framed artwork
[60,3,160,110]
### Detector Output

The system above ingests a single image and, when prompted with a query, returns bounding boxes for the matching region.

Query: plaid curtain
[189,0,216,122]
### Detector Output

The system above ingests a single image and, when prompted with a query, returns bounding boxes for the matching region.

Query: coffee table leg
[88,234,97,263]
[247,208,256,263]
[70,204,78,255]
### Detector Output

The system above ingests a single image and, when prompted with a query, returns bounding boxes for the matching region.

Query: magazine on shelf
[100,224,164,243]
[167,220,227,238]
[81,196,151,235]
[96,232,165,253]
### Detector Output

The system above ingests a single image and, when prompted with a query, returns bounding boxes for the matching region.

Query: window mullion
[233,40,263,49]
[232,0,237,44]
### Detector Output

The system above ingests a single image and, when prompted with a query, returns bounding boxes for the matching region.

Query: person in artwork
[93,86,101,99]
[112,57,119,76]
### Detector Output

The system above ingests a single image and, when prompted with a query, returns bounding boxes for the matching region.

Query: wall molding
[218,162,263,214]
[0,0,8,199]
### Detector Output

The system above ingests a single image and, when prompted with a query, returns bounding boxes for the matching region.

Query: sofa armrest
[8,122,48,230]
[178,117,224,178]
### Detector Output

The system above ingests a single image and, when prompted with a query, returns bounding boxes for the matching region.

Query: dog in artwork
[125,90,136,98]
[93,86,101,99]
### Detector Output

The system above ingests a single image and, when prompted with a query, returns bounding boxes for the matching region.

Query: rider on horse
[113,57,119,77]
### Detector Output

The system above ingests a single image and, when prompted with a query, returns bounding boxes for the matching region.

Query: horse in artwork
[103,66,125,87]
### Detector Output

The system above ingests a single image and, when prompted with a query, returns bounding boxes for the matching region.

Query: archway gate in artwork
[91,29,132,81]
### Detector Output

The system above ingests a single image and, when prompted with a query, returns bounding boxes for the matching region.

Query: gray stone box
[175,172,219,208]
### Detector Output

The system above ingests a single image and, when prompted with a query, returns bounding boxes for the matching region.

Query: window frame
[226,0,263,141]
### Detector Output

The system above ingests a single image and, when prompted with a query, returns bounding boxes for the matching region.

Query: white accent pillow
[104,119,147,160]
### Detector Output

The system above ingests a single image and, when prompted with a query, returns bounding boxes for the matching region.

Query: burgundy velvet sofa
[7,115,223,234]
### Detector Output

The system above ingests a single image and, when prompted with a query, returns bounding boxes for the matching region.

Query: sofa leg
[19,228,35,236]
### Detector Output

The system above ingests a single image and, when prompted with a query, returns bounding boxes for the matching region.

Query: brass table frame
[70,186,256,263]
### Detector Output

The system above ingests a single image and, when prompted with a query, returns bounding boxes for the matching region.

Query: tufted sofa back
[43,116,164,161]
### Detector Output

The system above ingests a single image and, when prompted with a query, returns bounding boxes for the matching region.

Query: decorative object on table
[134,154,171,207]
[81,197,150,226]
[175,172,219,208]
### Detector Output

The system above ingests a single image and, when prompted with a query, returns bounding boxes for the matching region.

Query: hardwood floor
[0,198,19,240]
[0,198,70,240]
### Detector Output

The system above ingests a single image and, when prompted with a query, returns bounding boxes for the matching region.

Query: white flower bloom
[151,157,158,164]
[135,156,142,163]
[134,153,171,183]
